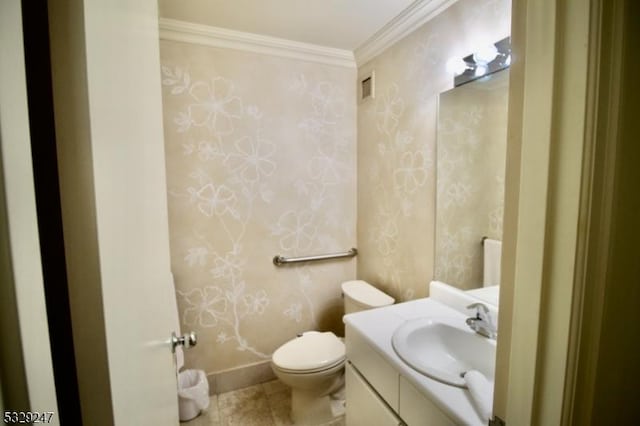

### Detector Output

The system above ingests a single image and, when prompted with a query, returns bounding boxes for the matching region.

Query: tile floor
[183,380,345,426]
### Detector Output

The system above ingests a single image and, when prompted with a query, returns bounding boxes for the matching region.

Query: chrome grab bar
[273,248,357,266]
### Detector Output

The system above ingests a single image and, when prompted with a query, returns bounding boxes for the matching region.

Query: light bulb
[475,64,488,77]
[446,57,467,76]
[473,44,498,64]
[505,54,511,66]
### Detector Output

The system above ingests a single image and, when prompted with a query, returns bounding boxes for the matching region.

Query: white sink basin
[391,317,496,387]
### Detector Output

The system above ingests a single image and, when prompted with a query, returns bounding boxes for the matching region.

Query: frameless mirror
[435,70,509,290]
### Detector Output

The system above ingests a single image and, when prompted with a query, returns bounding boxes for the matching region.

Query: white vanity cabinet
[398,377,455,426]
[346,326,399,411]
[345,363,404,426]
[345,324,456,426]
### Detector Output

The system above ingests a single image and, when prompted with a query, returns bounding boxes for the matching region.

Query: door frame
[20,2,83,423]
[496,0,635,423]
[0,1,59,421]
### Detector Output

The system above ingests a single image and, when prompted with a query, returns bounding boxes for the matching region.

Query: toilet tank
[341,280,394,315]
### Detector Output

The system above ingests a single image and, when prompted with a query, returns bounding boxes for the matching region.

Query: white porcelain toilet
[271,280,394,425]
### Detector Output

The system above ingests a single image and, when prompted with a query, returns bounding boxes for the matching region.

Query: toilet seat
[272,332,345,373]
[273,357,345,375]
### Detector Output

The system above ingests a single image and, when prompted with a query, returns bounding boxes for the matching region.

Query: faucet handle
[467,302,489,317]
[465,302,497,339]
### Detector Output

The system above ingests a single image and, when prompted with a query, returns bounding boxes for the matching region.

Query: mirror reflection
[435,70,510,290]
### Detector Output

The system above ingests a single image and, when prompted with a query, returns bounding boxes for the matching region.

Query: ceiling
[158,0,416,51]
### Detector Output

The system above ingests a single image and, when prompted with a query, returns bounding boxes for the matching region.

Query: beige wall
[435,70,509,290]
[160,40,357,374]
[357,0,511,300]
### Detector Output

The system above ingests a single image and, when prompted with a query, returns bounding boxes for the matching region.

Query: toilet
[271,280,394,425]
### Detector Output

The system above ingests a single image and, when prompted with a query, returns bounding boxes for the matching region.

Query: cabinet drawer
[399,376,455,426]
[346,324,399,411]
[346,362,405,426]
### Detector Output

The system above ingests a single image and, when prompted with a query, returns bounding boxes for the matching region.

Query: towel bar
[273,248,357,266]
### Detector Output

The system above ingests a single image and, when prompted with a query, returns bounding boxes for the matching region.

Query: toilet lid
[272,332,345,372]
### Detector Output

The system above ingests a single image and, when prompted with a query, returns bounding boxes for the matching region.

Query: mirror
[435,70,509,290]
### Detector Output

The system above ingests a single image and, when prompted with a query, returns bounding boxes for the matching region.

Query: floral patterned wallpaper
[357,0,511,300]
[160,40,356,374]
[435,70,509,289]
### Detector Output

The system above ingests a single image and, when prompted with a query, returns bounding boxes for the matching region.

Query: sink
[391,317,496,388]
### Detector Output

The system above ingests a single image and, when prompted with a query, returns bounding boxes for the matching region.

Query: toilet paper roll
[464,370,493,422]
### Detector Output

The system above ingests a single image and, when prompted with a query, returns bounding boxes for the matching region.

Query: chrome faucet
[466,302,497,339]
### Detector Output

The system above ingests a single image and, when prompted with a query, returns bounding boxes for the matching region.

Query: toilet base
[291,385,345,425]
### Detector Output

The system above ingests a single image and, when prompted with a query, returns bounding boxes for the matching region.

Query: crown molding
[159,18,355,68]
[355,0,459,66]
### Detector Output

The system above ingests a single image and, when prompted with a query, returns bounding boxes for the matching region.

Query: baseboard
[206,360,276,395]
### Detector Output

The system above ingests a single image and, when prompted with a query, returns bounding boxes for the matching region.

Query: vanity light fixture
[448,36,511,87]
[446,57,468,76]
[473,44,499,64]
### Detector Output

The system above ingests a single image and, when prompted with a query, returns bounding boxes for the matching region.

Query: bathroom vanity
[344,285,499,425]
